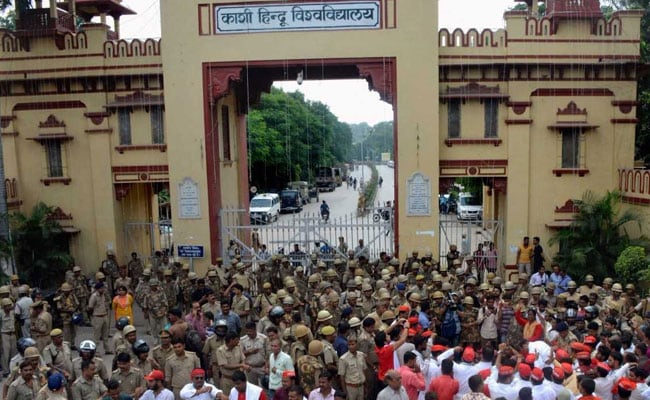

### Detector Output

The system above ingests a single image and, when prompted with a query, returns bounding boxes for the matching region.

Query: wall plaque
[178,178,201,219]
[407,172,431,216]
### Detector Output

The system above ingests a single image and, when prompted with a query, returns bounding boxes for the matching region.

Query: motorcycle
[321,210,330,222]
[373,208,392,223]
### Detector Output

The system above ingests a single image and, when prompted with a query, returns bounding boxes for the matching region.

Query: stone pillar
[114,17,120,38]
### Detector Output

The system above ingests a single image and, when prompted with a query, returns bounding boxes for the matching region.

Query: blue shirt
[333,335,348,357]
[215,312,241,334]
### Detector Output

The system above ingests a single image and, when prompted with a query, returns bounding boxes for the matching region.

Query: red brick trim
[553,169,589,177]
[611,118,638,124]
[41,177,71,185]
[505,119,533,125]
[444,138,502,147]
[115,144,167,154]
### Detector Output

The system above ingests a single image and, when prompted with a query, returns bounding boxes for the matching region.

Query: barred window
[151,106,165,144]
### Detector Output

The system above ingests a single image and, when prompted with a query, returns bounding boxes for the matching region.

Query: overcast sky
[116,0,516,125]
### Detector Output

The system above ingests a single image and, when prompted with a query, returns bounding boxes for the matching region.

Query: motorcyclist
[320,200,330,221]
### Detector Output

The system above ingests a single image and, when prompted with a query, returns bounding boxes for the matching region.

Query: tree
[614,246,649,284]
[247,88,353,190]
[549,191,648,281]
[8,202,73,288]
[0,9,15,29]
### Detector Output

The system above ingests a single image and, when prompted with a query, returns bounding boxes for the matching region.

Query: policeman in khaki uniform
[253,283,278,318]
[87,282,110,354]
[164,337,201,398]
[29,301,51,352]
[71,266,90,324]
[150,330,174,372]
[338,335,366,400]
[297,340,325,394]
[1,297,16,374]
[320,325,339,379]
[71,340,109,382]
[215,332,249,394]
[143,279,167,345]
[42,329,73,380]
[71,359,107,400]
[112,352,145,398]
[56,282,79,347]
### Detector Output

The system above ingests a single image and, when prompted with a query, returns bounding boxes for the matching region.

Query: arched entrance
[202,59,398,261]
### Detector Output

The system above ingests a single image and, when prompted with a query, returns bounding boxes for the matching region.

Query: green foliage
[614,246,649,284]
[359,163,379,214]
[0,10,15,29]
[9,202,73,288]
[550,191,649,282]
[247,88,352,190]
[350,121,393,162]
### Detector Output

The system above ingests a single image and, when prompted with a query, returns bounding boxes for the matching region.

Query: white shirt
[269,351,294,390]
[179,382,222,400]
[453,362,479,400]
[531,383,557,400]
[139,388,175,400]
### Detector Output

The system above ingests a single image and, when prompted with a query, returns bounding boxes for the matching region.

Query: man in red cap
[548,367,573,400]
[179,368,225,400]
[141,370,174,400]
[530,367,556,400]
[268,370,296,400]
[450,346,480,399]
[427,359,458,400]
[486,365,517,399]
[594,362,613,400]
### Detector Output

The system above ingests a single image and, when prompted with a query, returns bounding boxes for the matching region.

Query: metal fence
[220,207,395,266]
[439,217,504,275]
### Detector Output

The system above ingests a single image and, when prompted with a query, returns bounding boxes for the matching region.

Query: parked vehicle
[333,168,342,186]
[315,166,336,192]
[386,160,395,168]
[308,184,319,202]
[287,181,310,204]
[457,192,483,222]
[279,189,303,213]
[249,193,280,224]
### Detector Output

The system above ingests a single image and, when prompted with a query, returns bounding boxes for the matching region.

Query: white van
[249,193,280,224]
[457,192,483,222]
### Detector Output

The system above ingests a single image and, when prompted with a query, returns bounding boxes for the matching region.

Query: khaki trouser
[150,316,166,345]
[92,315,109,353]
[1,332,16,372]
[35,334,51,352]
[221,375,234,395]
[61,313,76,346]
[345,383,364,400]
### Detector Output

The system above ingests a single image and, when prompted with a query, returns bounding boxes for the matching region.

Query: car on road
[287,181,310,204]
[279,189,303,213]
[457,192,483,222]
[249,193,280,224]
[315,166,337,192]
[386,160,394,168]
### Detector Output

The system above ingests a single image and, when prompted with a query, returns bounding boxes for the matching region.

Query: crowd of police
[0,241,650,400]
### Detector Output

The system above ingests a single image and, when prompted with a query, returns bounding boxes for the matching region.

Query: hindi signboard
[178,245,205,258]
[178,178,201,219]
[407,172,431,216]
[215,1,380,34]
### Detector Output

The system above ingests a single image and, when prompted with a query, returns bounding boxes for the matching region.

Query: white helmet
[79,340,96,352]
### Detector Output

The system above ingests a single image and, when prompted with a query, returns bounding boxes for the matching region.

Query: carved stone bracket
[357,61,395,105]
[506,101,532,115]
[208,67,243,101]
[555,199,579,213]
[39,114,66,128]
[557,101,587,116]
[0,116,15,129]
[84,112,110,126]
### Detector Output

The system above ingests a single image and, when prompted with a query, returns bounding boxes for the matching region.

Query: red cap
[570,342,590,353]
[431,344,447,352]
[282,370,296,379]
[145,370,165,381]
[499,366,514,376]
[421,330,432,338]
[462,347,475,362]
[479,368,492,380]
[518,363,532,378]
[555,349,570,360]
[552,367,565,380]
[597,362,611,372]
[583,335,597,345]
[407,328,417,336]
[618,377,637,392]
[408,316,419,325]
[190,368,205,378]
[561,363,573,375]
[576,351,591,360]
[524,353,536,365]
[531,368,544,381]
[398,305,410,312]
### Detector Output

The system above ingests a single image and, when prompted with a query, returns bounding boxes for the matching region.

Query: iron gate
[220,208,395,266]
[439,216,503,275]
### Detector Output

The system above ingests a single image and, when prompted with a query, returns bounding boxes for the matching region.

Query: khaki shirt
[7,376,39,400]
[164,351,200,389]
[111,367,144,396]
[1,309,15,333]
[71,375,107,400]
[338,351,367,384]
[322,341,338,366]
[88,291,108,316]
[72,356,108,381]
[42,342,73,375]
[241,334,268,367]
[215,344,245,377]
[152,344,175,371]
